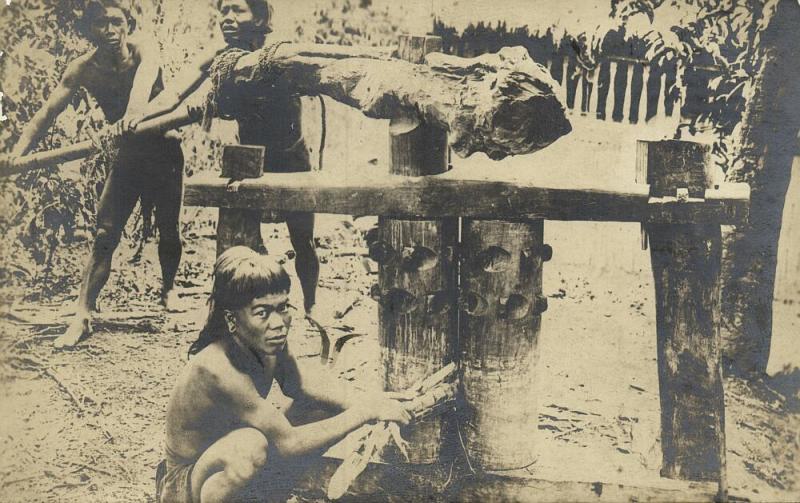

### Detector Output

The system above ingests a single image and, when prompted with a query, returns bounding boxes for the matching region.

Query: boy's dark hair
[79,0,136,40]
[217,0,274,35]
[189,246,290,357]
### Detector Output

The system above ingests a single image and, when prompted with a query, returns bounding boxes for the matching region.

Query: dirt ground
[0,213,798,502]
[1,114,798,502]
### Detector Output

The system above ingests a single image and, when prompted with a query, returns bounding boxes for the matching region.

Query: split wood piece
[227,39,571,160]
[326,363,458,500]
[459,219,548,471]
[639,140,727,496]
[376,34,458,465]
[215,145,266,257]
[183,170,750,225]
[0,105,197,177]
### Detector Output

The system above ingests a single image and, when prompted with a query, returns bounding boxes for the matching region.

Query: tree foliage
[610,0,781,170]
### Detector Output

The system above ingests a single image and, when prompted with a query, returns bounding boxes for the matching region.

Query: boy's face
[219,0,260,46]
[89,7,129,51]
[232,291,291,357]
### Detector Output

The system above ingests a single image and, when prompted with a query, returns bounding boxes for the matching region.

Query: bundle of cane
[326,363,458,500]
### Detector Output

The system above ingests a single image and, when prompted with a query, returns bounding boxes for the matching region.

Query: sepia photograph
[0,0,798,501]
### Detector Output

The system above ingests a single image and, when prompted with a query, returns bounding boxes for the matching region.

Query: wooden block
[216,145,266,257]
[637,140,712,198]
[221,144,265,179]
[397,34,443,64]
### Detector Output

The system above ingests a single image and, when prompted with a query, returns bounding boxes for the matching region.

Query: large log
[459,219,548,470]
[226,43,572,160]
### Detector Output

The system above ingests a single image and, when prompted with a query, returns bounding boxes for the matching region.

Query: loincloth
[155,458,194,503]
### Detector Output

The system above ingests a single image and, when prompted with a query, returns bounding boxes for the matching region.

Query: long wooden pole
[0,106,197,177]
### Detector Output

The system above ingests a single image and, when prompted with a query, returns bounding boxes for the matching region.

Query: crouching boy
[157,247,410,503]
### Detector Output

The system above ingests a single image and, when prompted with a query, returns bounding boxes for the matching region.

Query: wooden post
[376,35,457,464]
[459,219,550,470]
[216,145,265,257]
[638,140,727,486]
[622,62,634,123]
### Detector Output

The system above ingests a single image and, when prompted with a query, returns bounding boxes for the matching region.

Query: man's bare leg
[55,162,137,348]
[285,212,319,314]
[190,428,270,503]
[55,228,122,348]
[154,149,184,312]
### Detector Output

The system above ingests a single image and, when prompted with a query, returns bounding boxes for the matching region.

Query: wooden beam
[295,455,724,502]
[183,170,749,225]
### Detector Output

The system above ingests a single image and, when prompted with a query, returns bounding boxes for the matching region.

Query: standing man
[7,0,185,348]
[136,0,327,328]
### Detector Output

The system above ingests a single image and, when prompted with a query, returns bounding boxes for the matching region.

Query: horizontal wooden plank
[184,170,749,224]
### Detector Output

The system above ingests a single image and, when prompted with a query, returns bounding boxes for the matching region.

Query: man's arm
[124,42,163,117]
[11,56,85,156]
[215,361,408,458]
[134,46,219,124]
[276,347,380,412]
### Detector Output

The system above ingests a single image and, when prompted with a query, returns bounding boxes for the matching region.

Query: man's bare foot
[161,289,181,313]
[54,316,91,349]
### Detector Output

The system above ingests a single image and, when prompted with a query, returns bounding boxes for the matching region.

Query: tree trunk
[721,0,800,376]
[225,44,572,160]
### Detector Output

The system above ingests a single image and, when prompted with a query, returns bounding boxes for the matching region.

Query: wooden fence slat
[623,62,634,122]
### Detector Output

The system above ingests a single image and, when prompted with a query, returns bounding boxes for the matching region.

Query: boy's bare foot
[54,315,91,349]
[161,289,181,313]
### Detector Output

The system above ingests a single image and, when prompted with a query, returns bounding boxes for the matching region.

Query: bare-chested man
[158,246,410,503]
[7,0,184,347]
[137,0,326,327]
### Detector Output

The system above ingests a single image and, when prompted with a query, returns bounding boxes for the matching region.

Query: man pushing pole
[5,0,185,348]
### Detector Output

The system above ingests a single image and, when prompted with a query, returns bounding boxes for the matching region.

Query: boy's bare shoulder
[129,37,161,61]
[61,51,96,85]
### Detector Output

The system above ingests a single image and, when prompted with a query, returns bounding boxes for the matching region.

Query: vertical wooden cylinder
[377,35,457,464]
[459,219,549,470]
[639,140,726,483]
[216,145,265,257]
